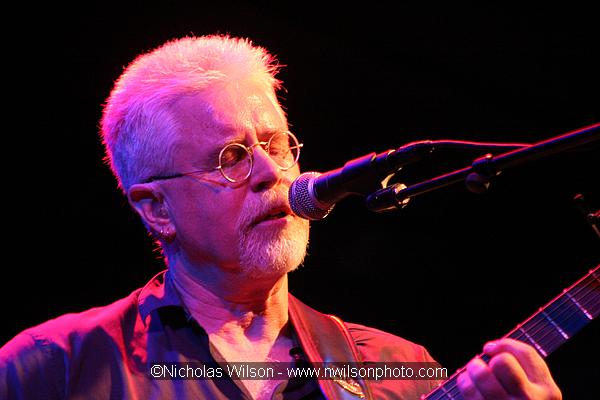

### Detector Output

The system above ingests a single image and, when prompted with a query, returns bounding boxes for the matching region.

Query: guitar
[423,264,600,399]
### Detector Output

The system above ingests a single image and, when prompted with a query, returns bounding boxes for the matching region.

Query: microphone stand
[574,194,600,239]
[366,122,600,213]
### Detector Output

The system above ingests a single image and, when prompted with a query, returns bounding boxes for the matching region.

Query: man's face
[159,82,310,279]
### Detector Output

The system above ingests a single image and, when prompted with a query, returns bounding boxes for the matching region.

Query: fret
[565,291,592,320]
[508,313,560,355]
[423,265,599,400]
[536,289,593,348]
[518,327,547,357]
[439,384,457,400]
[422,375,462,400]
[509,316,564,356]
[541,309,569,339]
[582,269,600,317]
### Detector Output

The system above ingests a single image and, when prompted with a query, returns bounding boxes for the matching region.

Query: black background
[5,2,599,398]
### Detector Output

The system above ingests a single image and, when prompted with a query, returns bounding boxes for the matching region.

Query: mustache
[237,188,293,232]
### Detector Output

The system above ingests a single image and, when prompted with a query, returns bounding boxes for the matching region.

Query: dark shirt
[0,271,440,399]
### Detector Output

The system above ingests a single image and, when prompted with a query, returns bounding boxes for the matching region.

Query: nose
[248,145,283,192]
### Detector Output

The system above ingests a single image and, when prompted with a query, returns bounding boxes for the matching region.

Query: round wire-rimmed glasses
[144,131,303,184]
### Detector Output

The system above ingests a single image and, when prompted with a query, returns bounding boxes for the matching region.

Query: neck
[168,255,290,343]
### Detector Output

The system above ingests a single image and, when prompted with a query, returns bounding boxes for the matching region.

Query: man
[0,35,561,399]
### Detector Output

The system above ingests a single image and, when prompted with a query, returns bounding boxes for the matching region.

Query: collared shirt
[0,271,440,399]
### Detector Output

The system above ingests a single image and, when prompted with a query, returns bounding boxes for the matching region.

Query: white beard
[238,216,310,279]
[237,190,310,279]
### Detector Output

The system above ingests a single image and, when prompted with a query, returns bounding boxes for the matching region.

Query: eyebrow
[256,129,285,142]
[185,141,221,170]
[220,127,286,145]
[196,125,287,155]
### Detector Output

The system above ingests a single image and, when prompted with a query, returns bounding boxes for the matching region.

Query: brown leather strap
[288,294,373,400]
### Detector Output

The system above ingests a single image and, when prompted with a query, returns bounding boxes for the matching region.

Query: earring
[160,226,176,242]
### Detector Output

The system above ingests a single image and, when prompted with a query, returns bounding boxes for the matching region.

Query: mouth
[252,205,293,226]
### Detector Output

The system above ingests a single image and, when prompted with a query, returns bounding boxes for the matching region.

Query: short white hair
[100,35,282,192]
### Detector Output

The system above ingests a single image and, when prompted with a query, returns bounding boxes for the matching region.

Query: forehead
[171,83,287,148]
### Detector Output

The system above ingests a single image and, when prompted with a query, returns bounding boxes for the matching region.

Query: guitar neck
[424,264,600,400]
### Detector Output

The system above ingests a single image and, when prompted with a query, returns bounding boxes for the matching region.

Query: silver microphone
[288,172,335,220]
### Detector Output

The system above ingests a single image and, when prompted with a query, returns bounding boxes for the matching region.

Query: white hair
[100,35,282,192]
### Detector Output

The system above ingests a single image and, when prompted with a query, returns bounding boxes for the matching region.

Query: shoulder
[287,294,437,363]
[344,322,443,398]
[0,289,143,399]
[1,288,142,364]
[345,321,437,363]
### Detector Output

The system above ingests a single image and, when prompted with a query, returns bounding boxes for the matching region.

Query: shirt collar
[136,270,309,347]
[137,269,186,322]
[137,270,307,364]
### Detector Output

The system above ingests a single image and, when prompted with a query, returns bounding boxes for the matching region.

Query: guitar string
[508,269,599,354]
[498,267,599,346]
[514,279,598,340]
[435,272,600,400]
[431,270,600,400]
[424,266,599,400]
[530,285,599,352]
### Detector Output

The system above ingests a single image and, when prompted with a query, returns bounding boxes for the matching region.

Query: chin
[238,218,310,280]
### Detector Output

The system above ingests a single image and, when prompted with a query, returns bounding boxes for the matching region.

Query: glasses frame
[143,131,303,184]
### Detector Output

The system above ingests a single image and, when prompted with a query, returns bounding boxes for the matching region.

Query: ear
[127,183,171,234]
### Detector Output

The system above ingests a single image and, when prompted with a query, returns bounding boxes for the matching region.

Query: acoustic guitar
[423,264,599,399]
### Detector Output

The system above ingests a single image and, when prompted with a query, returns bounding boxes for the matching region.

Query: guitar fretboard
[424,264,600,400]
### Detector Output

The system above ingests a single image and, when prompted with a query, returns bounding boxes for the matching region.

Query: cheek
[185,198,237,239]
[175,199,243,266]
[169,187,239,242]
[287,164,301,179]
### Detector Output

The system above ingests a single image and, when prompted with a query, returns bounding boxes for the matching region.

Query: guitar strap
[288,294,374,400]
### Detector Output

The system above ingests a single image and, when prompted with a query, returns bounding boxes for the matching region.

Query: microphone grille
[288,172,334,220]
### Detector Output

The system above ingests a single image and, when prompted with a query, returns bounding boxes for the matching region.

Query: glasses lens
[219,143,252,182]
[267,132,301,169]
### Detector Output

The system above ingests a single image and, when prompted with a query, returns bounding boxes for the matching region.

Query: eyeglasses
[144,131,303,184]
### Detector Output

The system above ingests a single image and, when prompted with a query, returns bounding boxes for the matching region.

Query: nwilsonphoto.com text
[150,362,447,381]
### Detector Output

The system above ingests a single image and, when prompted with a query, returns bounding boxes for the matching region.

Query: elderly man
[1,35,560,399]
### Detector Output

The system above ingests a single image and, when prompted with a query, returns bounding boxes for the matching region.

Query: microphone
[288,142,435,220]
[288,139,530,220]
